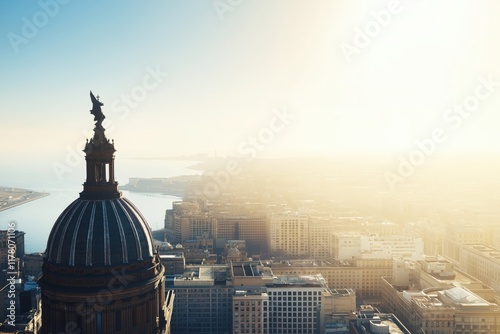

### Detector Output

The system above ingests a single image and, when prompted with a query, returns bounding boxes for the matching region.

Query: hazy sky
[2,0,500,162]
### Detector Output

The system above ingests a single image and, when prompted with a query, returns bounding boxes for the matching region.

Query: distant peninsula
[119,175,200,197]
[0,187,49,212]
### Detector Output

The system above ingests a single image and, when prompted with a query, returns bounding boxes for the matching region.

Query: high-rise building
[214,215,269,254]
[319,288,355,334]
[268,258,392,300]
[232,289,269,334]
[23,252,43,279]
[308,217,332,259]
[0,229,25,281]
[442,223,489,263]
[460,244,500,293]
[269,213,309,257]
[167,201,269,255]
[266,275,325,334]
[168,265,233,334]
[39,92,174,334]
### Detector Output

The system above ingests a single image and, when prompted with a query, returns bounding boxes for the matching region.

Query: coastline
[119,174,200,197]
[0,189,50,212]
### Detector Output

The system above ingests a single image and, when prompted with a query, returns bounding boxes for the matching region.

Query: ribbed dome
[46,197,154,267]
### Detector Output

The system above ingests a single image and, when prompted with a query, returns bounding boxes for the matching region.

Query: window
[97,312,102,334]
[115,311,122,331]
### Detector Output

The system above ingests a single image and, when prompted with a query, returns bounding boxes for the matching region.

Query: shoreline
[0,192,50,212]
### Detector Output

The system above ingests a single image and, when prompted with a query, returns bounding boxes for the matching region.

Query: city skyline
[4,2,500,332]
[2,1,500,163]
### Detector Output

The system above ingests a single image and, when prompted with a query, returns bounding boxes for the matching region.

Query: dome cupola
[40,92,171,334]
[44,91,154,267]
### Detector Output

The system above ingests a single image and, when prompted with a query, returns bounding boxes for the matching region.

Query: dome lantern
[80,91,120,200]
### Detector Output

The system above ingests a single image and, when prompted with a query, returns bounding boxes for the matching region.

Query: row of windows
[236,301,265,306]
[271,297,318,302]
[269,291,319,296]
[270,303,318,309]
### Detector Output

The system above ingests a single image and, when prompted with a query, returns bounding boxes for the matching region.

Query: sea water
[0,157,200,253]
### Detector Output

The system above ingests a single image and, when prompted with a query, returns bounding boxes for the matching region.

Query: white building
[332,233,361,260]
[333,233,424,261]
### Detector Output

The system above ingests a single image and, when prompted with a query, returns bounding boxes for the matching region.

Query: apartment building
[460,243,500,293]
[268,258,392,300]
[269,213,309,257]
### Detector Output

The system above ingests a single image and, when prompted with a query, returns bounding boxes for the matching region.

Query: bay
[0,158,200,253]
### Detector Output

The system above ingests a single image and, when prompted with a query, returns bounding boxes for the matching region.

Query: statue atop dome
[90,90,105,122]
[88,90,110,147]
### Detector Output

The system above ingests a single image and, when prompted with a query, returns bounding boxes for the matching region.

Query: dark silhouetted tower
[40,93,173,334]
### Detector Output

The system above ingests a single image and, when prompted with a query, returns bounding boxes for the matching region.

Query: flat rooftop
[441,287,490,306]
[466,244,500,261]
[272,274,326,287]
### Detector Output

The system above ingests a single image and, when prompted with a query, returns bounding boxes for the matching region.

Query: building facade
[460,243,500,293]
[269,213,309,257]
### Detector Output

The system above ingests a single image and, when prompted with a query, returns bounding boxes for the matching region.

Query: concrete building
[0,230,25,282]
[269,213,309,257]
[332,233,361,260]
[169,265,233,334]
[232,289,269,334]
[350,305,410,334]
[269,258,392,301]
[405,220,445,256]
[267,274,326,334]
[231,263,331,334]
[231,262,275,287]
[23,253,43,279]
[442,223,489,263]
[168,199,270,255]
[332,233,424,261]
[460,243,500,293]
[319,288,355,334]
[214,215,269,254]
[382,256,500,333]
[383,279,500,333]
[160,253,186,275]
[165,200,206,244]
[169,261,333,334]
[308,217,333,259]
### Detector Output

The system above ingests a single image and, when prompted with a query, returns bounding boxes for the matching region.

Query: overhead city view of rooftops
[2,1,500,333]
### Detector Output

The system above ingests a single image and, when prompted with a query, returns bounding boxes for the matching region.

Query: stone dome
[45,197,154,267]
[41,92,171,334]
[227,246,241,258]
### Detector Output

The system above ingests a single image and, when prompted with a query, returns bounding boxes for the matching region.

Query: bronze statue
[90,91,105,122]
[87,91,110,147]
